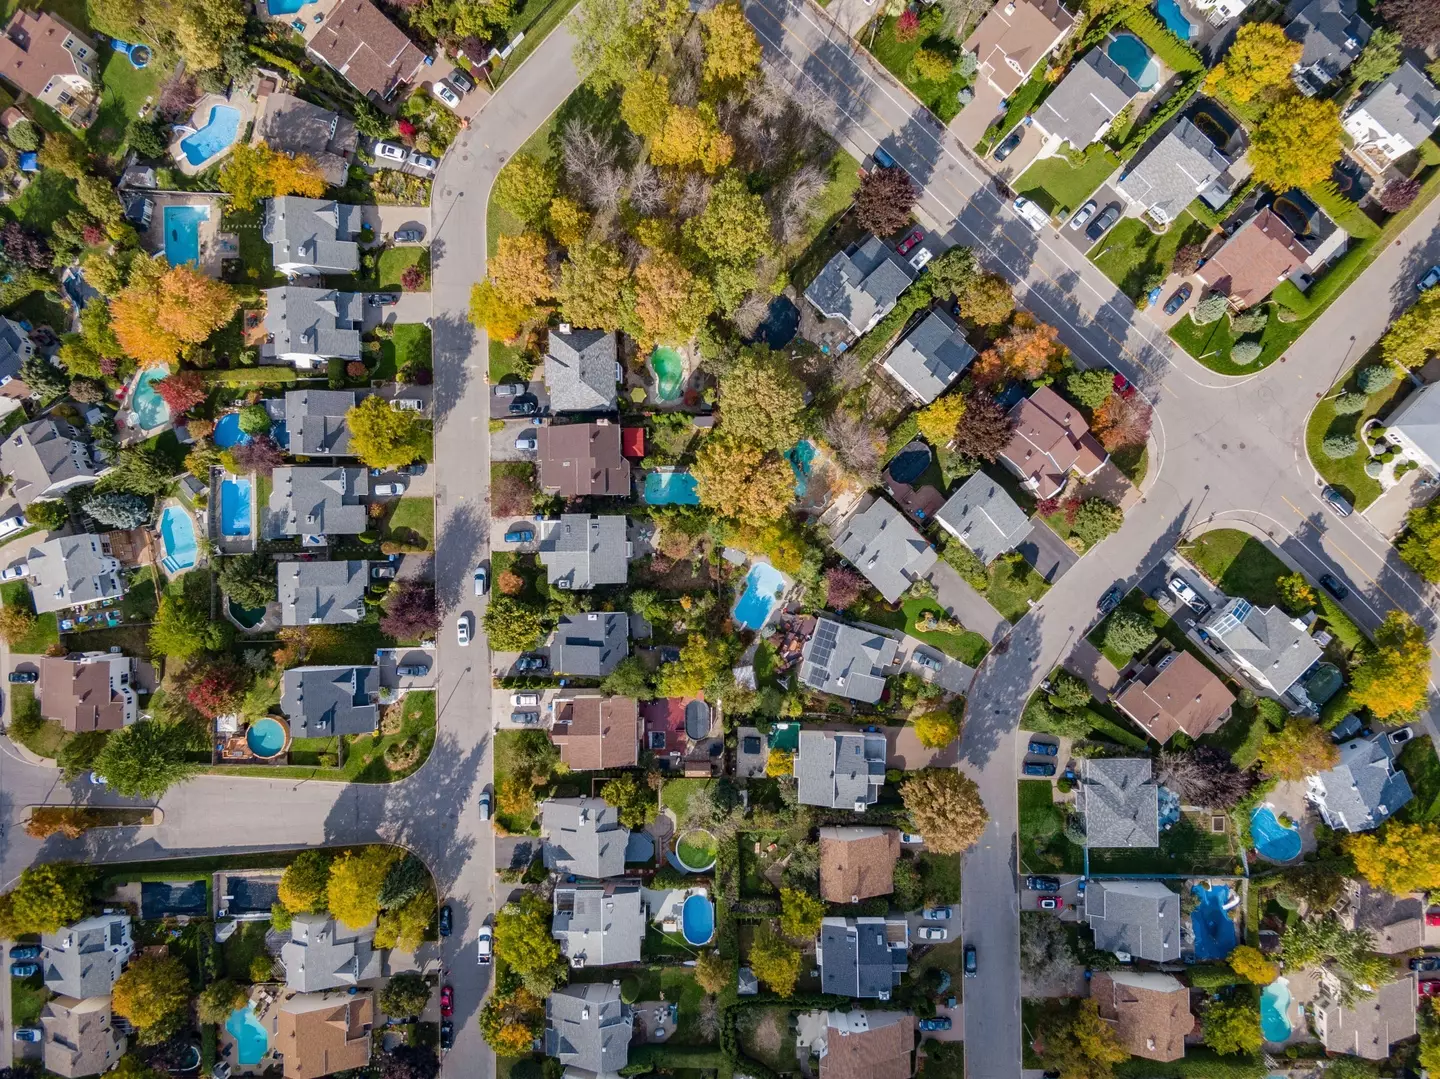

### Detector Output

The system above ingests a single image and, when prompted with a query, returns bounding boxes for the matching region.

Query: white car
[477,925,492,964]
[474,566,487,596]
[515,435,537,451]
[373,482,406,496]
[1,561,28,580]
[918,926,947,941]
[0,513,29,538]
[407,150,439,172]
[457,614,472,647]
[374,140,407,163]
[393,399,424,412]
[909,247,933,272]
[431,81,461,109]
[1069,200,1097,231]
[511,692,540,707]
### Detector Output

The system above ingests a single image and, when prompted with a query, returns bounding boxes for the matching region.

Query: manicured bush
[1357,364,1396,393]
[1190,293,1230,325]
[1332,391,1368,415]
[1231,306,1269,334]
[1321,433,1359,458]
[1230,341,1262,365]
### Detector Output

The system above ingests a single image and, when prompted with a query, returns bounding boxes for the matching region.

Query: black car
[439,1020,454,1051]
[368,293,400,306]
[1322,485,1353,517]
[993,129,1023,162]
[963,944,977,978]
[1097,586,1122,615]
[393,228,424,243]
[516,653,548,672]
[1320,573,1349,601]
[1163,283,1192,315]
[1085,203,1120,242]
[508,398,538,416]
[1026,876,1061,892]
[1023,762,1056,777]
[7,670,36,683]
[438,904,452,937]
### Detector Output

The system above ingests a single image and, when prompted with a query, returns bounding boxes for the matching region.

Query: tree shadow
[428,309,475,429]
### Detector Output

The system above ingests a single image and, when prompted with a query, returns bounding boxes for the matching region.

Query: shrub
[1102,608,1157,657]
[1190,293,1230,325]
[1332,391,1368,415]
[1230,341,1262,365]
[1356,364,1396,393]
[894,8,919,41]
[6,118,38,151]
[1321,433,1359,458]
[909,49,953,83]
[1231,306,1269,334]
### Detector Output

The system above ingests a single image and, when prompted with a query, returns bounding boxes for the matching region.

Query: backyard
[1090,212,1209,303]
[1304,351,1411,510]
[1086,811,1237,875]
[1014,148,1119,220]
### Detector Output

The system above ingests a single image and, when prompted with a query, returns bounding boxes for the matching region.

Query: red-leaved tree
[825,566,866,609]
[184,660,248,718]
[380,581,439,640]
[1378,177,1421,213]
[855,167,917,237]
[154,370,208,417]
[951,391,1015,461]
[401,265,427,291]
[1092,392,1153,452]
[894,9,919,41]
[230,436,285,477]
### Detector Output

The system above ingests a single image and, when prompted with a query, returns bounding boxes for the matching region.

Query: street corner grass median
[986,553,1051,624]
[1305,354,1411,512]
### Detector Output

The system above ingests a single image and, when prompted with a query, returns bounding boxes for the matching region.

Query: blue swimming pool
[1155,0,1192,39]
[220,477,252,536]
[733,562,786,631]
[1190,884,1238,961]
[160,506,197,573]
[268,0,316,12]
[247,717,287,758]
[225,1003,269,1065]
[130,366,171,431]
[163,204,209,267]
[180,105,242,167]
[213,412,253,449]
[644,470,700,505]
[1251,807,1302,862]
[1260,979,1293,1043]
[681,893,715,945]
[787,440,815,498]
[1107,33,1160,91]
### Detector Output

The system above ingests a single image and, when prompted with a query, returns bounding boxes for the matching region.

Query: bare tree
[1155,746,1257,809]
[697,996,721,1041]
[938,0,990,38]
[752,68,792,121]
[676,174,713,220]
[561,119,624,210]
[769,162,827,245]
[787,70,834,129]
[627,159,667,216]
[822,410,882,483]
[1019,912,1076,983]
[731,292,771,339]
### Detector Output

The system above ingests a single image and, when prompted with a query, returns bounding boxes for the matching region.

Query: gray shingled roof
[936,471,1031,564]
[1286,0,1370,92]
[1086,880,1180,962]
[1308,733,1413,832]
[1079,757,1160,848]
[538,515,629,590]
[265,287,363,362]
[1317,974,1418,1059]
[549,612,630,677]
[1202,599,1321,695]
[796,728,887,808]
[280,913,381,992]
[26,533,124,614]
[286,389,357,455]
[799,618,899,704]
[0,315,29,384]
[267,466,370,538]
[264,196,362,274]
[834,497,937,604]
[279,665,379,737]
[1388,380,1440,469]
[256,92,357,186]
[41,915,132,999]
[1117,118,1232,220]
[551,885,645,966]
[1354,62,1440,149]
[278,560,367,625]
[881,310,976,404]
[818,917,907,999]
[546,328,619,412]
[1035,48,1140,149]
[804,237,917,335]
[542,797,630,879]
[0,419,98,507]
[545,983,632,1076]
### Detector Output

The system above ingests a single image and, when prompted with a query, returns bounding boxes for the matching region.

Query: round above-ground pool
[1259,979,1293,1042]
[225,1003,269,1066]
[681,893,715,945]
[674,828,719,872]
[246,717,289,759]
[1250,807,1302,862]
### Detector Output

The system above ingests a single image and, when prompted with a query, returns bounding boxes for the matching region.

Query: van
[1013,197,1051,231]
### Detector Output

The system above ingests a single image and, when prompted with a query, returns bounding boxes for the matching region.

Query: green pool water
[651,347,685,401]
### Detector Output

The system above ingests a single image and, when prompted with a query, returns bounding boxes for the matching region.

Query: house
[545,983,632,1079]
[1115,118,1237,225]
[1343,63,1440,171]
[286,389,357,456]
[818,827,901,903]
[40,996,126,1079]
[1077,757,1159,848]
[538,422,632,498]
[1306,732,1413,832]
[264,197,362,277]
[998,386,1107,499]
[254,90,358,187]
[538,515,630,590]
[549,695,641,770]
[267,466,370,539]
[275,990,373,1079]
[1334,880,1425,953]
[25,533,125,615]
[935,471,1031,564]
[795,728,887,809]
[278,560,368,626]
[280,914,381,992]
[263,288,363,368]
[0,419,101,507]
[642,697,690,758]
[817,1010,916,1079]
[1383,380,1440,472]
[549,612,630,677]
[1286,0,1371,97]
[1112,650,1235,743]
[551,883,646,967]
[833,496,937,604]
[804,236,917,337]
[1314,973,1417,1060]
[817,917,909,1000]
[541,797,631,879]
[41,914,133,999]
[1195,209,1310,310]
[1200,598,1321,698]
[882,310,976,405]
[1034,49,1140,150]
[1089,972,1194,1063]
[36,651,148,733]
[279,665,380,738]
[1190,0,1249,21]
[305,0,427,103]
[0,315,34,399]
[1085,880,1181,962]
[546,327,620,413]
[963,0,1076,97]
[798,618,899,705]
[0,10,98,127]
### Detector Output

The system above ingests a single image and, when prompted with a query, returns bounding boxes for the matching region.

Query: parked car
[439,905,453,936]
[993,128,1023,161]
[494,381,527,397]
[515,435,538,451]
[1168,576,1199,606]
[900,832,924,845]
[918,926,947,941]
[431,80,461,109]
[12,1027,40,1042]
[1027,740,1057,756]
[511,711,540,725]
[1026,876,1061,892]
[1085,203,1120,242]
[922,907,951,921]
[504,528,534,543]
[1410,957,1440,972]
[1112,373,1136,399]
[396,665,430,678]
[897,229,924,255]
[1429,911,1440,928]
[1419,264,1440,292]
[479,790,491,821]
[477,925,493,964]
[9,963,38,978]
[516,653,547,672]
[1,562,28,580]
[1013,196,1050,231]
[909,247,933,272]
[508,398,538,416]
[1097,586,1121,615]
[871,146,897,170]
[1068,200,1096,231]
[440,986,454,1018]
[1322,485,1353,517]
[457,614,471,647]
[448,68,475,93]
[1392,727,1414,746]
[9,946,39,960]
[373,482,406,496]
[407,151,439,172]
[511,692,540,706]
[1038,897,1064,911]
[474,566,487,596]
[7,670,36,683]
[439,1020,454,1051]
[368,293,399,307]
[918,1018,951,1032]
[913,651,942,672]
[401,463,426,476]
[89,772,106,785]
[1023,762,1056,777]
[374,140,407,163]
[394,228,424,243]
[1163,283,1193,315]
[0,514,28,537]
[963,944,977,978]
[393,399,423,413]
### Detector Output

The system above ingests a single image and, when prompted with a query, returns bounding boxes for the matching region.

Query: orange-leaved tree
[109,255,239,365]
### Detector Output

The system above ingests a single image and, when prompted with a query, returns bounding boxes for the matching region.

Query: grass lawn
[376,246,429,290]
[1,581,60,653]
[10,973,49,1027]
[377,323,432,382]
[783,149,861,267]
[864,9,972,122]
[9,167,81,233]
[1018,779,1082,873]
[9,685,68,758]
[915,850,961,903]
[987,555,1051,623]
[736,1006,798,1073]
[305,621,396,666]
[1304,354,1409,510]
[865,596,991,665]
[1090,211,1209,302]
[1168,302,1300,377]
[122,565,161,622]
[222,919,274,982]
[1015,148,1119,219]
[491,0,583,86]
[223,206,284,288]
[1088,811,1237,874]
[661,777,714,821]
[738,830,783,898]
[90,49,167,155]
[493,729,540,834]
[919,1040,965,1079]
[384,496,435,551]
[1397,735,1440,823]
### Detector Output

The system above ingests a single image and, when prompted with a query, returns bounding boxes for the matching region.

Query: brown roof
[37,656,127,733]
[306,0,426,101]
[820,1013,916,1079]
[41,995,125,1079]
[550,695,641,770]
[1000,386,1106,499]
[1091,972,1193,1062]
[963,0,1075,95]
[277,991,373,1079]
[818,827,901,902]
[1113,651,1234,742]
[539,422,632,497]
[1197,209,1308,309]
[0,10,94,98]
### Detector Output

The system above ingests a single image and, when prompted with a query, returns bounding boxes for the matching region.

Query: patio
[215,984,283,1077]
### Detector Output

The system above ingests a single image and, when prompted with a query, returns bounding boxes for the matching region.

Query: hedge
[1115,1049,1265,1079]
[1118,6,1204,73]
[1306,180,1380,240]
[248,45,304,78]
[1119,72,1204,159]
[977,67,1053,155]
[201,368,303,384]
[620,1046,729,1075]
[850,289,930,369]
[1188,178,1258,230]
[1187,964,1243,989]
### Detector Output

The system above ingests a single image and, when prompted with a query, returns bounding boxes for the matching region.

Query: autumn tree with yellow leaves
[109,255,239,365]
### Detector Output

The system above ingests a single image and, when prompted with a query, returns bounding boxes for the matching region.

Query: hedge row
[1186,964,1243,989]
[1119,7,1204,74]
[848,289,930,370]
[1188,178,1257,231]
[1118,72,1204,159]
[201,367,304,384]
[1306,180,1381,240]
[620,1045,729,1075]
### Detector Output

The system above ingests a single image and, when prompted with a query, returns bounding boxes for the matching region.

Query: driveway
[1016,521,1078,584]
[1363,467,1435,539]
[904,640,973,694]
[360,206,432,246]
[1058,183,1124,256]
[930,563,1009,644]
[489,381,550,419]
[362,291,431,331]
[490,418,540,463]
[992,121,1043,184]
[376,646,438,692]
[949,79,1003,150]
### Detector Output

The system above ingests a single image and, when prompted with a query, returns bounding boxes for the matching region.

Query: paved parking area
[359,205,431,246]
[376,646,437,691]
[1018,732,1061,780]
[993,121,1043,183]
[1365,468,1436,539]
[370,384,434,413]
[493,685,555,729]
[489,380,550,420]
[1018,873,1083,923]
[904,642,973,694]
[490,519,541,553]
[490,418,539,463]
[1058,183,1124,256]
[362,292,431,331]
[1017,520,1078,584]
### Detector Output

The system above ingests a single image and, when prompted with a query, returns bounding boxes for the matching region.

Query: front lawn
[0,581,60,653]
[864,9,972,122]
[377,323,432,383]
[9,684,67,758]
[1168,302,1299,377]
[987,555,1051,623]
[376,246,429,291]
[1018,779,1082,873]
[1397,735,1440,824]
[1014,148,1119,219]
[1090,211,1209,302]
[493,728,540,833]
[915,850,961,903]
[864,596,990,665]
[1304,353,1409,510]
[383,496,435,551]
[10,972,48,1027]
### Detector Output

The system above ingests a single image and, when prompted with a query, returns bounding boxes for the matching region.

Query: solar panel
[809,621,839,672]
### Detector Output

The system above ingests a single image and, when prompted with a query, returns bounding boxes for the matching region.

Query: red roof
[621,427,645,458]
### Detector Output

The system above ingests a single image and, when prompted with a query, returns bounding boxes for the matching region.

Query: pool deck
[1256,781,1318,863]
[138,190,235,279]
[169,91,256,177]
[117,364,174,445]
[210,468,258,556]
[217,986,283,1077]
[157,497,205,580]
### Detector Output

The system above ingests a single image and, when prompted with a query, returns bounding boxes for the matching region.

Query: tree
[693,433,793,525]
[628,249,715,348]
[219,553,278,610]
[68,377,106,405]
[6,116,38,151]
[1322,432,1358,458]
[483,596,548,652]
[765,748,794,778]
[1378,176,1421,213]
[557,242,633,332]
[279,850,334,913]
[1281,916,1393,1004]
[717,345,805,451]
[685,174,774,269]
[379,971,431,1019]
[1101,608,1156,656]
[1065,368,1114,410]
[378,854,429,911]
[494,894,564,977]
[973,313,1064,387]
[489,233,553,308]
[218,143,327,210]
[825,566,866,609]
[750,925,801,996]
[1380,0,1440,48]
[599,772,657,829]
[82,492,150,529]
[110,256,239,365]
[1346,821,1440,894]
[469,279,535,342]
[2,222,52,271]
[1333,391,1369,415]
[381,581,439,640]
[1228,339,1259,365]
[92,720,197,799]
[1190,292,1230,326]
[925,247,977,300]
[1206,23,1301,103]
[1401,501,1440,581]
[0,604,34,646]
[379,1045,441,1079]
[1155,747,1256,808]
[126,118,169,159]
[1038,999,1127,1079]
[1248,96,1343,191]
[909,48,952,82]
[1020,911,1076,981]
[600,654,654,699]
[196,980,248,1024]
[901,769,988,854]
[1275,572,1316,615]
[1227,944,1278,985]
[1203,997,1262,1055]
[229,436,285,477]
[0,863,94,935]
[952,391,1014,460]
[1046,670,1092,711]
[700,0,760,83]
[913,709,960,748]
[1070,498,1123,548]
[695,950,734,994]
[184,659,249,718]
[955,271,1014,327]
[494,154,557,225]
[856,166,917,236]
[237,404,271,436]
[479,987,544,1054]
[779,888,825,939]
[20,355,67,400]
[1381,289,1440,369]
[1358,364,1396,393]
[1091,393,1151,452]
[650,103,734,173]
[327,846,401,928]
[916,393,966,447]
[655,633,729,698]
[621,70,671,139]
[1351,26,1403,88]
[1351,610,1429,718]
[1258,717,1338,781]
[150,595,231,662]
[572,0,685,91]
[112,955,191,1044]
[346,396,426,470]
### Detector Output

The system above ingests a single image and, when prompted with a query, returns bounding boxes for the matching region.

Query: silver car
[407,150,439,172]
[1069,199,1097,231]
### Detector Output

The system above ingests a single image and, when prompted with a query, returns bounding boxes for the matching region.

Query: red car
[1038,897,1064,911]
[1428,911,1440,927]
[1419,981,1440,999]
[440,986,454,1018]
[897,229,924,255]
[1113,372,1137,399]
